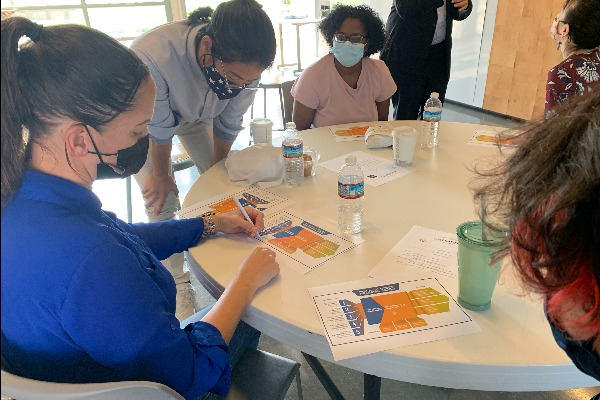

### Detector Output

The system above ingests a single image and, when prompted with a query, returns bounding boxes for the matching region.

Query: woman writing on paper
[1,16,279,399]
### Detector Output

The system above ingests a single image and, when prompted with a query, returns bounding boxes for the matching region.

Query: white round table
[183,121,599,393]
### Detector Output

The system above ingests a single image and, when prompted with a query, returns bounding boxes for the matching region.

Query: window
[0,0,176,42]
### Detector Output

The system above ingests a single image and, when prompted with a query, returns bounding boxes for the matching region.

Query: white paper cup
[392,126,417,166]
[250,118,273,145]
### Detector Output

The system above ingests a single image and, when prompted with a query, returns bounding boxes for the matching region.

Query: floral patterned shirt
[545,49,600,116]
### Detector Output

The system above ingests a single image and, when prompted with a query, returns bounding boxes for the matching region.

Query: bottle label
[338,181,364,199]
[423,109,441,122]
[282,143,303,158]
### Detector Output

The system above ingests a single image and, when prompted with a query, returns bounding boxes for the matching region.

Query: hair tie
[29,23,43,42]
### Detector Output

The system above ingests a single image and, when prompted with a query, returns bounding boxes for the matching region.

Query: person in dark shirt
[380,0,472,120]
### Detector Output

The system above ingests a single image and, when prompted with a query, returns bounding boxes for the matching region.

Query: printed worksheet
[328,122,393,142]
[468,130,521,148]
[309,275,480,360]
[257,209,364,274]
[319,151,415,187]
[368,225,459,278]
[176,186,293,219]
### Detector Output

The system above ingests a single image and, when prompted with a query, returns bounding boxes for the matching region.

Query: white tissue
[225,144,283,186]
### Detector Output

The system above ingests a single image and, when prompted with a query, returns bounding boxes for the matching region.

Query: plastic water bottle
[282,122,304,186]
[421,92,442,148]
[338,155,364,234]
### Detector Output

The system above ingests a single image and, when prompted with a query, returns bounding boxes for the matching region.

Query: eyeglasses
[554,17,567,24]
[333,33,366,44]
[218,58,258,90]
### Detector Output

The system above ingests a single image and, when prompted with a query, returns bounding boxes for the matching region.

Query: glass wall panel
[86,0,159,4]
[16,8,85,26]
[1,0,79,7]
[89,5,166,38]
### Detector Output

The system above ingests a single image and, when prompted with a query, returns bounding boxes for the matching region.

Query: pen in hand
[232,196,259,238]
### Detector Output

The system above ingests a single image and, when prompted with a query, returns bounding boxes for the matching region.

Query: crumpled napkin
[365,123,394,148]
[225,144,283,187]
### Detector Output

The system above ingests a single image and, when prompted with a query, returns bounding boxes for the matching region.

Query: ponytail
[1,17,40,208]
[188,6,213,26]
[1,17,149,209]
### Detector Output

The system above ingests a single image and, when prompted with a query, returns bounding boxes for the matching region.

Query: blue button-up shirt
[1,171,230,399]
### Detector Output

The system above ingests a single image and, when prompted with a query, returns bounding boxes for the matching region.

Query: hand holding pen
[231,196,261,238]
[209,197,263,238]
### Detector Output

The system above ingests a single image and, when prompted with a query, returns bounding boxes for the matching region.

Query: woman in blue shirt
[0,16,279,400]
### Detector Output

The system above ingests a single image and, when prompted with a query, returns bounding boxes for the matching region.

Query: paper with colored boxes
[310,275,480,361]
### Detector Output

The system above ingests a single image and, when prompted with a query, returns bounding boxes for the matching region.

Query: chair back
[0,368,184,400]
[1,348,302,400]
[281,80,295,125]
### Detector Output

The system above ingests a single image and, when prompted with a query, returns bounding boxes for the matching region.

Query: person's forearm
[377,100,391,121]
[151,140,173,177]
[201,274,256,343]
[212,136,234,165]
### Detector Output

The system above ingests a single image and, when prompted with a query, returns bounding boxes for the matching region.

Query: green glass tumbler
[456,221,503,311]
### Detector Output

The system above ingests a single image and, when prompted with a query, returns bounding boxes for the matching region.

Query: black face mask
[85,126,149,180]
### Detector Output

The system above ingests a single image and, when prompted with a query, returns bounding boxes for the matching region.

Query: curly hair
[472,89,600,335]
[318,4,386,57]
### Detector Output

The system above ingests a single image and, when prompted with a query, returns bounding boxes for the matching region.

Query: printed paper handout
[328,122,393,142]
[309,275,480,360]
[176,186,293,220]
[257,209,363,274]
[468,130,522,148]
[319,151,415,187]
[369,225,459,278]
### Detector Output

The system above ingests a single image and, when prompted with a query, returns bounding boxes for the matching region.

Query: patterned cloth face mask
[201,55,243,100]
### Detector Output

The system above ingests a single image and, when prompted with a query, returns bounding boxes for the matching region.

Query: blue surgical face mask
[331,41,365,68]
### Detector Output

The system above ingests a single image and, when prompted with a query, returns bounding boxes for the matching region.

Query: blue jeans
[194,305,260,400]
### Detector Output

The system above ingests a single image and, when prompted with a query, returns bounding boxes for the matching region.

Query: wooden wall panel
[483,0,564,120]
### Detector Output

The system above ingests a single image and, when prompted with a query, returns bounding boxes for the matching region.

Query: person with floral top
[545,0,600,116]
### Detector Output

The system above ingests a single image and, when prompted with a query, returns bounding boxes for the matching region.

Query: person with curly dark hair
[129,0,277,320]
[380,0,472,120]
[472,90,600,382]
[546,0,600,116]
[291,4,396,130]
